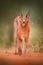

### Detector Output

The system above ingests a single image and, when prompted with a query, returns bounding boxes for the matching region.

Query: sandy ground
[0,49,43,65]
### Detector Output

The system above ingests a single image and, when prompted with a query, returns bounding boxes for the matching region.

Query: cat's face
[18,12,30,27]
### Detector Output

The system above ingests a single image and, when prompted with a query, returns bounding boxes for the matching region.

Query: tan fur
[13,13,30,54]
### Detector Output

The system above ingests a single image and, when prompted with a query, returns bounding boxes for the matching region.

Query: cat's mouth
[22,23,25,26]
[22,20,26,26]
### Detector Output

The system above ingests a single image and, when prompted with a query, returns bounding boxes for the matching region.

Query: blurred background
[0,0,43,52]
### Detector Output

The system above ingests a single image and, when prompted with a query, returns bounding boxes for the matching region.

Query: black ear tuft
[19,13,23,18]
[26,12,30,18]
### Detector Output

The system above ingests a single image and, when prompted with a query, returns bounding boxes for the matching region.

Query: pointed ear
[26,12,30,18]
[19,13,23,18]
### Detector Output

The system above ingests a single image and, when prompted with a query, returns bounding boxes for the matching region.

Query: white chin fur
[22,23,25,26]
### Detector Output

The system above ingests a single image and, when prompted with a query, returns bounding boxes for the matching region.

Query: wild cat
[13,12,30,55]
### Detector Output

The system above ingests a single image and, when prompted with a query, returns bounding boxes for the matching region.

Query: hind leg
[14,33,18,54]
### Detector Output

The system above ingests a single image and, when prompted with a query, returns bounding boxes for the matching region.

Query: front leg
[21,37,26,54]
[22,38,28,54]
[22,42,26,54]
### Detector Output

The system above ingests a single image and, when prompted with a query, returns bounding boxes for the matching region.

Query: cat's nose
[23,20,25,23]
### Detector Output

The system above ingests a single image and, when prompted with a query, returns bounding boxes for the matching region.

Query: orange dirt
[0,49,43,65]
